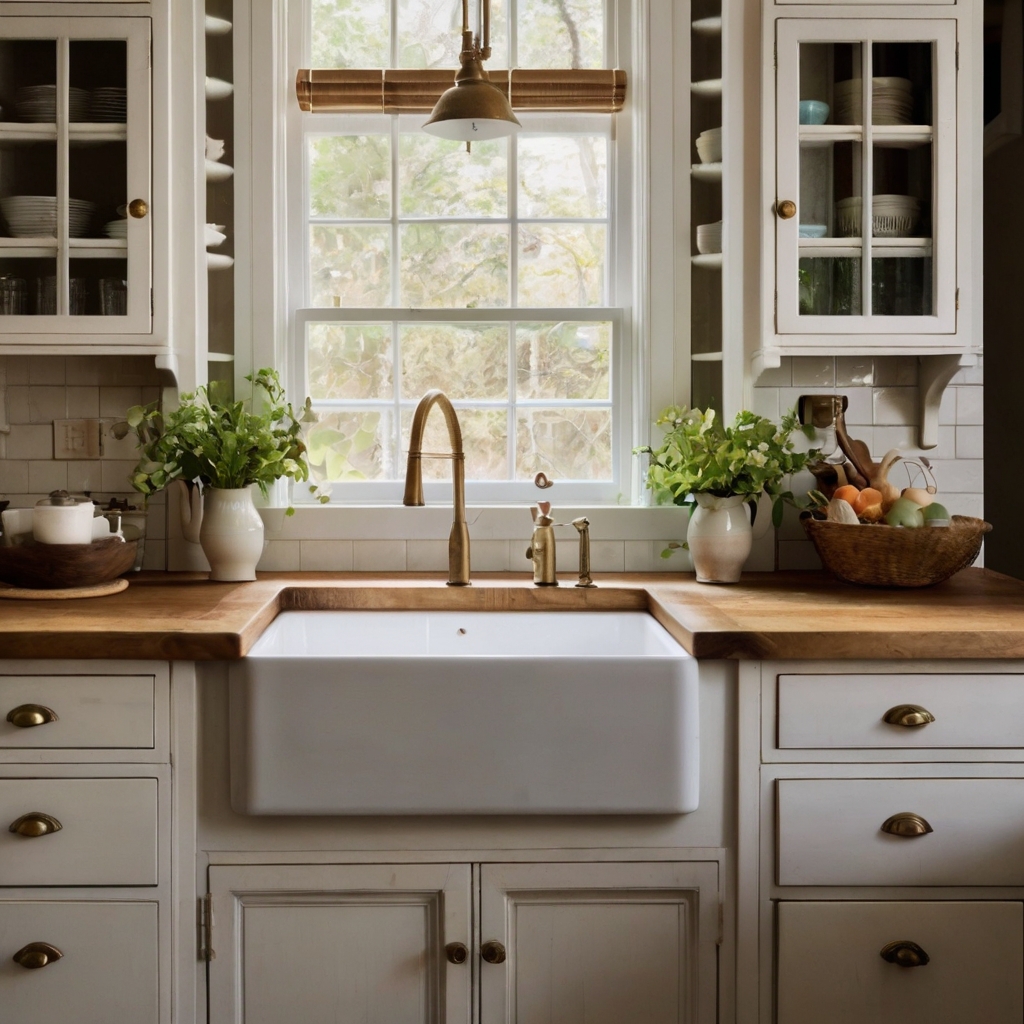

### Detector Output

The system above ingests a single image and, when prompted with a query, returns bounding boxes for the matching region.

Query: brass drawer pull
[481,940,506,964]
[6,704,58,729]
[128,198,148,218]
[9,812,62,838]
[445,942,468,964]
[881,812,933,838]
[882,704,935,728]
[880,940,930,968]
[13,942,63,969]
[776,199,797,219]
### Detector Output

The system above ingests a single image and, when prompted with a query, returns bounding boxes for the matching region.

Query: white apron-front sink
[229,610,699,815]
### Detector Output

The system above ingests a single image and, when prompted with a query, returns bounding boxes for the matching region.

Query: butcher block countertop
[0,568,1022,661]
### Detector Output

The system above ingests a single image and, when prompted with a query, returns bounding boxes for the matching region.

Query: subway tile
[835,357,874,387]
[874,356,918,387]
[146,501,167,540]
[6,423,53,460]
[754,357,792,387]
[66,461,103,493]
[28,461,67,494]
[4,356,30,385]
[353,540,407,571]
[5,387,30,425]
[28,386,67,424]
[939,386,957,425]
[928,459,983,493]
[300,539,353,571]
[257,540,301,571]
[791,356,835,387]
[841,386,873,426]
[28,356,64,385]
[0,460,29,493]
[872,387,917,425]
[943,492,984,520]
[99,386,143,418]
[406,540,448,572]
[100,423,139,461]
[589,540,625,573]
[751,387,779,421]
[956,425,984,460]
[141,542,166,571]
[870,425,917,456]
[956,386,983,425]
[471,540,511,572]
[65,356,104,386]
[66,386,100,419]
[624,540,691,572]
[776,388,806,420]
[100,460,137,492]
[0,359,6,388]
[777,539,822,571]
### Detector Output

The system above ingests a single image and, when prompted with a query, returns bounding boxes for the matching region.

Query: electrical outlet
[53,419,102,459]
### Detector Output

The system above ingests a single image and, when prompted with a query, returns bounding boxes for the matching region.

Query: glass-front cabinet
[0,18,151,335]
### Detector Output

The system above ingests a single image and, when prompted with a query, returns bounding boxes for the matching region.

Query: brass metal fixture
[880,940,930,968]
[480,940,506,964]
[882,704,936,728]
[128,198,148,218]
[445,942,469,964]
[777,199,797,219]
[13,942,63,969]
[403,390,471,586]
[6,703,58,728]
[9,812,62,838]
[880,812,934,838]
[571,517,596,588]
[526,502,557,586]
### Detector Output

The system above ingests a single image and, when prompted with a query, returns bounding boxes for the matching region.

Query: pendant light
[422,0,520,149]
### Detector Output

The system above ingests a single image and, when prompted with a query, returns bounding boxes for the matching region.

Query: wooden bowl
[0,536,138,590]
[800,514,991,588]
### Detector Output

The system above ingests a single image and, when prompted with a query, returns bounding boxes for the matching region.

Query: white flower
[758,441,769,452]
[749,451,767,467]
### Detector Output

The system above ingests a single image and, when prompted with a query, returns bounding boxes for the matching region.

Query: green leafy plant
[117,369,326,511]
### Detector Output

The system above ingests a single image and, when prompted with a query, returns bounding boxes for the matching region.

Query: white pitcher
[687,492,773,583]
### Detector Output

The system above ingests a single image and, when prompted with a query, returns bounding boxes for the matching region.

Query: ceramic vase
[197,486,265,581]
[686,493,754,584]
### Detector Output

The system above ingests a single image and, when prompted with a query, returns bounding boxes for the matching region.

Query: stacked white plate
[696,220,723,254]
[835,195,923,238]
[695,127,722,164]
[15,85,90,122]
[205,223,226,248]
[0,196,96,238]
[89,87,127,122]
[104,218,128,239]
[834,77,914,126]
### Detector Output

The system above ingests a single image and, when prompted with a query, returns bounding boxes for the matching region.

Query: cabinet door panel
[479,862,718,1024]
[778,901,1023,1024]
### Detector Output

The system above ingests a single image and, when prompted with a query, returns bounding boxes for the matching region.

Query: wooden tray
[0,578,129,600]
[0,536,137,590]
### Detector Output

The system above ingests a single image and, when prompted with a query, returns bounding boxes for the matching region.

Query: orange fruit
[833,484,861,505]
[852,487,883,515]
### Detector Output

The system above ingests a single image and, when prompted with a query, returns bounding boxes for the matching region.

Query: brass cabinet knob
[9,812,62,838]
[776,199,797,219]
[880,940,930,968]
[445,942,468,965]
[881,812,933,838]
[128,198,148,218]
[13,942,63,970]
[883,704,935,728]
[6,704,58,728]
[480,940,506,964]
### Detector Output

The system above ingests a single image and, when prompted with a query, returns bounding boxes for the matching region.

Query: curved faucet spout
[403,389,471,585]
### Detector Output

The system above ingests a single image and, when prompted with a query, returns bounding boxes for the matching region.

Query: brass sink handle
[6,704,58,729]
[480,940,506,964]
[13,942,63,970]
[882,704,935,728]
[880,812,933,838]
[880,940,930,968]
[9,812,63,838]
[445,942,468,965]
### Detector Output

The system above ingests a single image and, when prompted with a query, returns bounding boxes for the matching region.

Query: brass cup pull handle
[128,198,148,218]
[9,812,63,838]
[481,940,506,964]
[776,199,797,219]
[13,942,63,970]
[883,704,936,728]
[6,704,58,729]
[880,940,930,968]
[445,942,468,965]
[881,812,933,838]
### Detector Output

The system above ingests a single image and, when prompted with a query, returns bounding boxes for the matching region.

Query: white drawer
[0,778,157,886]
[0,900,158,1022]
[777,777,1024,886]
[777,673,1024,750]
[0,675,154,749]
[778,901,1023,1024]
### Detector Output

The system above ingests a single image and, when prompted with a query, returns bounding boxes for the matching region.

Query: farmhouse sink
[228,610,699,815]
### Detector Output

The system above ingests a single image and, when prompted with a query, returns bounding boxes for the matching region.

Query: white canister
[32,491,96,545]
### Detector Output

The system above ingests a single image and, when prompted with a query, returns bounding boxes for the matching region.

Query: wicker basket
[800,514,991,588]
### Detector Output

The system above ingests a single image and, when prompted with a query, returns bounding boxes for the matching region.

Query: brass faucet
[403,390,471,586]
[526,503,596,588]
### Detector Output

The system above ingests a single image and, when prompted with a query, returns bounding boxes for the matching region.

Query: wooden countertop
[1,568,1024,661]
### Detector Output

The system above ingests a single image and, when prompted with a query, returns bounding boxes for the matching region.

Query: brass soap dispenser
[526,501,558,586]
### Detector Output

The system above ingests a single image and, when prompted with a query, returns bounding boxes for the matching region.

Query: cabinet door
[774,19,956,340]
[778,901,1024,1024]
[208,864,472,1024]
[479,862,719,1024]
[0,18,151,336]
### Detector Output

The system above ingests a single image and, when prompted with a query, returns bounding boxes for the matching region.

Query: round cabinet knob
[880,940,930,968]
[480,940,506,964]
[776,199,797,220]
[882,704,935,728]
[445,942,468,965]
[880,812,933,838]
[13,942,63,970]
[6,704,58,729]
[9,812,63,838]
[128,198,149,219]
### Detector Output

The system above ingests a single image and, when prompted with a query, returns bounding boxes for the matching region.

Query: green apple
[884,497,925,528]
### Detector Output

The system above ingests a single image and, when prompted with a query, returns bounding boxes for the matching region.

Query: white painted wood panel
[777,777,1024,886]
[0,675,155,749]
[479,862,719,1024]
[776,673,1024,749]
[777,901,1023,1024]
[0,777,157,885]
[0,900,159,1022]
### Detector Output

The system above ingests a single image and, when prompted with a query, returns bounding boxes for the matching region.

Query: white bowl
[696,221,722,254]
[205,77,233,101]
[835,195,923,238]
[205,15,232,35]
[205,159,234,183]
[695,127,722,164]
[205,224,227,247]
[207,252,234,270]
[205,134,226,161]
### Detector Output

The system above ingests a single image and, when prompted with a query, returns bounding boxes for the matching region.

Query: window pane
[306,409,395,482]
[400,223,509,307]
[401,323,508,399]
[401,406,508,480]
[518,136,607,218]
[309,136,391,219]
[311,0,390,67]
[310,225,391,307]
[308,323,393,400]
[516,321,610,400]
[517,224,605,306]
[517,0,604,69]
[399,135,507,218]
[516,408,612,480]
[398,0,507,68]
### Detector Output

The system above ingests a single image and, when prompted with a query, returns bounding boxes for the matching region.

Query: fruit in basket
[922,501,950,526]
[852,487,883,516]
[884,497,926,528]
[826,497,859,525]
[902,486,935,507]
[833,484,861,505]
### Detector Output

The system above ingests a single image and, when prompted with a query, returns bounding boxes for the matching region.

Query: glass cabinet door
[0,18,151,335]
[774,19,956,337]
